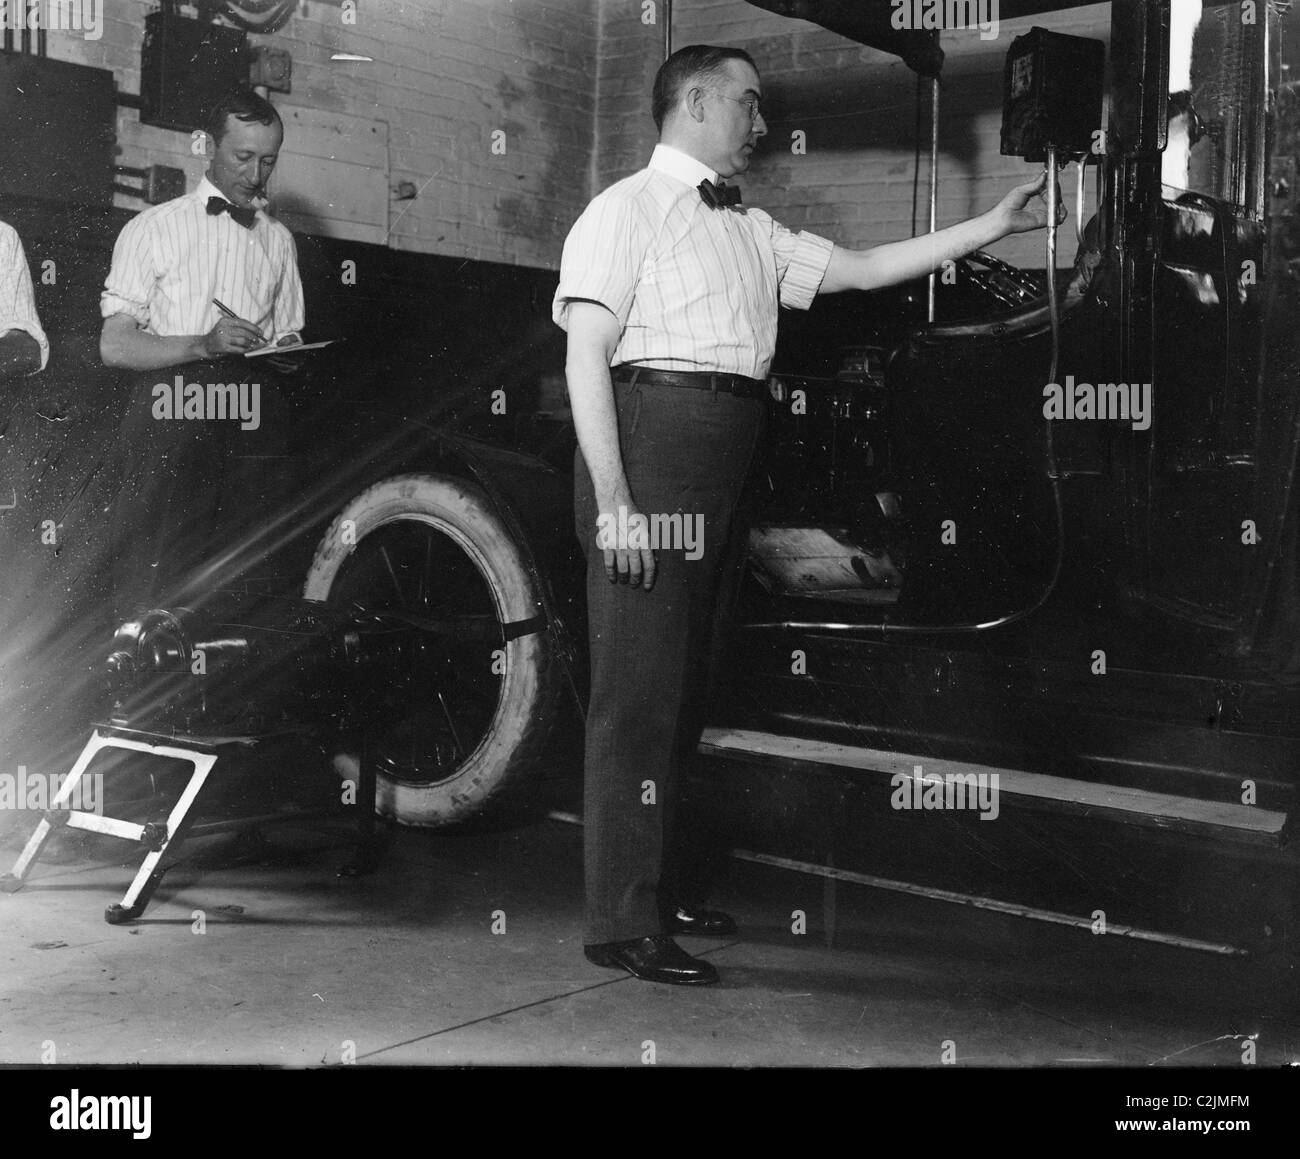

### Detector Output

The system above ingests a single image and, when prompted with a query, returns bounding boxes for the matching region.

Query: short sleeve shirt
[553,145,833,379]
[101,175,304,344]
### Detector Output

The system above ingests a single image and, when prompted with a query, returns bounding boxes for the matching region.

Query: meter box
[141,12,248,133]
[1001,27,1106,161]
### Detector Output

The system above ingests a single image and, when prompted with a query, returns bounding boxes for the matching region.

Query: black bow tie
[206,196,256,229]
[698,179,742,209]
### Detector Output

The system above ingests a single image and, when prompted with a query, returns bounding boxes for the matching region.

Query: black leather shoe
[584,935,719,985]
[662,904,737,937]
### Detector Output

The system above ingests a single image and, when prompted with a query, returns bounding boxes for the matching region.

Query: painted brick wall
[591,0,664,191]
[28,1,1111,271]
[592,0,1113,270]
[36,0,599,267]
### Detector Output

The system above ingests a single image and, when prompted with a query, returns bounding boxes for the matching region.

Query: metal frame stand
[1,723,381,924]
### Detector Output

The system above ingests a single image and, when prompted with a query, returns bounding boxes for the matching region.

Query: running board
[698,728,1288,847]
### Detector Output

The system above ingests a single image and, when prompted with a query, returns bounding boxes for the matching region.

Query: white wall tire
[304,473,559,828]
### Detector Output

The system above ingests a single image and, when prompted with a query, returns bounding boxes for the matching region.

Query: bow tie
[206,196,256,229]
[698,179,742,209]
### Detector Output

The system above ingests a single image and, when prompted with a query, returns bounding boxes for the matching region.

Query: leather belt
[613,366,767,399]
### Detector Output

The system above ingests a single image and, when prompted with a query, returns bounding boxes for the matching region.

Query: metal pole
[544,811,1249,957]
[663,0,672,62]
[1045,145,1059,373]
[926,75,940,322]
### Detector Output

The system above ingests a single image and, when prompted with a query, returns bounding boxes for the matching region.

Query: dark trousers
[575,376,764,944]
[110,360,290,620]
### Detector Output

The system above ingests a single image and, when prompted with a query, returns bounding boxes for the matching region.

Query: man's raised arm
[819,172,1062,295]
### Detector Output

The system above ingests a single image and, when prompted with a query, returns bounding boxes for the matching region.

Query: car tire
[304,472,560,829]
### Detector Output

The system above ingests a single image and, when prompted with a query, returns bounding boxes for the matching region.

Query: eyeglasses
[712,91,762,124]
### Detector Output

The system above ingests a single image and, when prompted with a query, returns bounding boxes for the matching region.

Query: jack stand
[1,723,380,924]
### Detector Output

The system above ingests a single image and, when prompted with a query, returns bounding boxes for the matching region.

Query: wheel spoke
[435,690,465,757]
[331,518,505,784]
[418,529,433,607]
[378,544,407,609]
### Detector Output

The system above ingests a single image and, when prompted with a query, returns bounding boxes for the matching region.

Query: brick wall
[27,0,1110,271]
[591,0,663,190]
[593,0,1112,270]
[36,0,599,267]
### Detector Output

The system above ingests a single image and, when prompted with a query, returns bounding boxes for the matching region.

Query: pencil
[213,297,267,348]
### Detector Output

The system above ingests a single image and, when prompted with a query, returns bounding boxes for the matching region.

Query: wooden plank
[270,104,389,244]
[698,727,1288,843]
[271,153,388,243]
[277,103,388,169]
[68,812,143,841]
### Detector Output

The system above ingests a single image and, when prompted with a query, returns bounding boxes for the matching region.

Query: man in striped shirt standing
[555,44,1062,985]
[99,88,304,616]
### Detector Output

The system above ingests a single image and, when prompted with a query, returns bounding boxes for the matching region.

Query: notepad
[244,339,337,358]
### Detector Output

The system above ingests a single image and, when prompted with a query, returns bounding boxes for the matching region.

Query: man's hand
[993,171,1067,235]
[595,493,657,590]
[199,316,265,358]
[264,333,304,374]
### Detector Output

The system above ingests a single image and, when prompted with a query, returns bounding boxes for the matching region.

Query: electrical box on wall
[140,12,248,133]
[1000,27,1106,161]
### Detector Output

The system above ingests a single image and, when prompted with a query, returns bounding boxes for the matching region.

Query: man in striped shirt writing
[99,88,304,616]
[100,90,303,371]
[555,44,1062,985]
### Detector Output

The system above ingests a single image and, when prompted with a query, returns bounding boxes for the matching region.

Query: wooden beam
[699,727,1289,845]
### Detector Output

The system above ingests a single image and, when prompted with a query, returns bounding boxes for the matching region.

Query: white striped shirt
[553,144,833,379]
[0,220,48,373]
[100,175,304,343]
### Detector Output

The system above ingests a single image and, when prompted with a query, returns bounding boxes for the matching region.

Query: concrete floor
[1,812,1296,1067]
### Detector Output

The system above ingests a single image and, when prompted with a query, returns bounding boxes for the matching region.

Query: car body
[1,0,1295,957]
